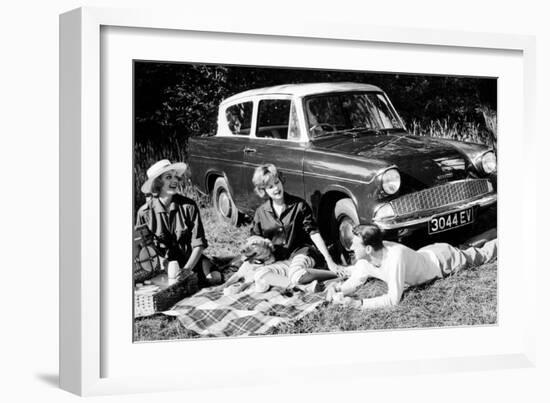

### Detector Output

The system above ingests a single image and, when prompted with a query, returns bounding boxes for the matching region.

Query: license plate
[428,208,474,234]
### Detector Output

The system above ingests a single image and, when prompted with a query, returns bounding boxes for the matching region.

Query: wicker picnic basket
[133,224,162,283]
[134,271,199,318]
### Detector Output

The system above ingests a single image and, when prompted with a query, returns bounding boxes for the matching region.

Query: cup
[167,260,180,280]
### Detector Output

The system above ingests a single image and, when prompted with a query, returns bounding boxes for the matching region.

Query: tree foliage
[134,62,497,157]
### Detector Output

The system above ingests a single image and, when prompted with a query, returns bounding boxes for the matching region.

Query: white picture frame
[59,6,537,396]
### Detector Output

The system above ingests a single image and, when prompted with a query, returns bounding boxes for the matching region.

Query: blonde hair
[252,164,284,197]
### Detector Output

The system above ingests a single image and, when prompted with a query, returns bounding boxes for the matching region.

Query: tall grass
[134,135,188,211]
[409,117,496,149]
[479,106,498,152]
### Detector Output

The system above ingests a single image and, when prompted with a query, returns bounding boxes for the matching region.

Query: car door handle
[243,147,257,153]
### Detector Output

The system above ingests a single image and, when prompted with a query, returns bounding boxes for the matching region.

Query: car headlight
[381,168,401,195]
[481,151,497,174]
[373,203,395,220]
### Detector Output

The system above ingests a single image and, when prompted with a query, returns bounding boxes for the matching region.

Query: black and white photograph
[4,0,546,399]
[132,63,498,340]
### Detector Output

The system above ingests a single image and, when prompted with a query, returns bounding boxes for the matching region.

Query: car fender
[430,137,494,168]
[204,169,237,200]
[320,184,359,208]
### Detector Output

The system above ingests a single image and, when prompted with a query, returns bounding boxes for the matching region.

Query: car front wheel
[212,177,240,226]
[333,198,360,252]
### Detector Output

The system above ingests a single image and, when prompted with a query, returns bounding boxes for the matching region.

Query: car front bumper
[373,192,497,232]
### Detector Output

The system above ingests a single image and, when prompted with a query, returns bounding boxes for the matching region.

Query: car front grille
[390,179,492,216]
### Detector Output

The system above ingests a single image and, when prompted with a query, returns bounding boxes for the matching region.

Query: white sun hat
[140,159,188,194]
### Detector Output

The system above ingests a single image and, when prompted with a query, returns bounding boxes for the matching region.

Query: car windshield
[304,91,405,138]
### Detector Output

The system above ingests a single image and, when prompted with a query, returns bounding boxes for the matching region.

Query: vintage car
[188,82,497,249]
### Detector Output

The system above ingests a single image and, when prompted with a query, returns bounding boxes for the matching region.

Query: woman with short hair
[249,163,341,291]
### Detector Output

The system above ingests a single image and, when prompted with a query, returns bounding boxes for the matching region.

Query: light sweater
[354,241,442,309]
[335,239,497,309]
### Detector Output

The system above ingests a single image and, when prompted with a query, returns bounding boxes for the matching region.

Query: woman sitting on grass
[243,163,340,292]
[136,159,222,287]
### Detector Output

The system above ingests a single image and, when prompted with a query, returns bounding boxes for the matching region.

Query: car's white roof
[221,82,383,105]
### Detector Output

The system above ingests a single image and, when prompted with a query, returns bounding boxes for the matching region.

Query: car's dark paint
[188,84,496,242]
[190,132,494,230]
[189,136,251,209]
[241,138,307,213]
[310,134,469,191]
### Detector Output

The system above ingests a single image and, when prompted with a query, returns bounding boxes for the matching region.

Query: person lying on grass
[214,235,322,295]
[326,224,497,309]
[247,164,342,291]
[136,159,222,287]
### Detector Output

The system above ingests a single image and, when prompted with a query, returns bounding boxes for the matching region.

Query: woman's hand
[209,284,224,293]
[159,256,168,272]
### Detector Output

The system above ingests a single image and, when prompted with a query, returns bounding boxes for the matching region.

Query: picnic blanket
[163,285,327,337]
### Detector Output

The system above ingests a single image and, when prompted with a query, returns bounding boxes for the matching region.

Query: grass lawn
[134,202,497,341]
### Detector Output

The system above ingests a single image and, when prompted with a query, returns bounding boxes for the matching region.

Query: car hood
[310,133,469,190]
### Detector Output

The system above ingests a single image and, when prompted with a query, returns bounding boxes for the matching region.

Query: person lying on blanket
[248,164,342,291]
[216,236,322,294]
[326,224,497,309]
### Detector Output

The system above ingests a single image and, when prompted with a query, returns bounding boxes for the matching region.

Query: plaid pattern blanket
[163,285,326,337]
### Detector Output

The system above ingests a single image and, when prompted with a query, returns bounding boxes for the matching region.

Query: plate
[428,207,474,234]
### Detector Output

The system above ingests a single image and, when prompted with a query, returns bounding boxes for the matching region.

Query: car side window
[225,102,252,135]
[288,102,301,141]
[256,99,291,140]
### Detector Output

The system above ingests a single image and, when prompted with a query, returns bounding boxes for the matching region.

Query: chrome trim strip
[303,164,398,186]
[303,170,375,185]
[374,193,497,230]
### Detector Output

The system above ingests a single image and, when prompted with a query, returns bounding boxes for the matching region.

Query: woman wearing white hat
[136,159,222,287]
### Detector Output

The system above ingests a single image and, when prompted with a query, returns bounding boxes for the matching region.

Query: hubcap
[338,217,355,251]
[218,191,231,217]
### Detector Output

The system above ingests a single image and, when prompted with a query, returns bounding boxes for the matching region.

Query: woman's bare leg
[256,272,292,288]
[297,268,338,284]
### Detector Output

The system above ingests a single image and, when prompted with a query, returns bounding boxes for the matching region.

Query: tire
[212,177,240,226]
[332,198,360,252]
